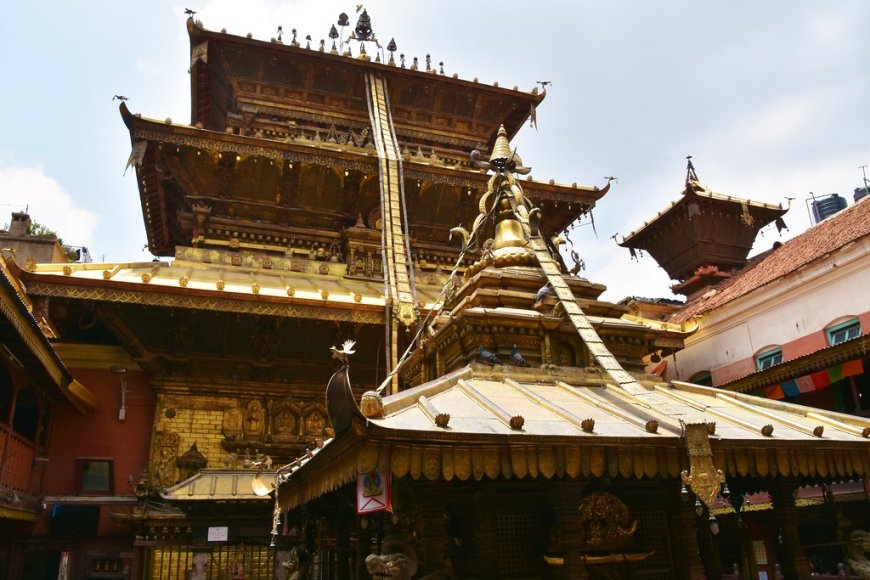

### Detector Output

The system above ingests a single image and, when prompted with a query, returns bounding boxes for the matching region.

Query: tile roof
[671,197,870,323]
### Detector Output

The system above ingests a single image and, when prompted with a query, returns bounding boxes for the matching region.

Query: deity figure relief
[305,411,326,436]
[555,342,575,367]
[151,431,180,488]
[244,400,265,439]
[272,409,298,442]
[223,407,243,438]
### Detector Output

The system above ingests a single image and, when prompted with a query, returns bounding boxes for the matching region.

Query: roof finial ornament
[387,38,397,66]
[277,25,283,42]
[290,28,298,47]
[337,12,349,52]
[686,155,699,184]
[459,126,540,271]
[329,24,339,53]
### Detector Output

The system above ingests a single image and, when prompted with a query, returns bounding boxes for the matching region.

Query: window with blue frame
[827,319,861,346]
[756,348,783,371]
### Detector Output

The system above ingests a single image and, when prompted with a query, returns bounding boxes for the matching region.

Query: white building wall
[669,238,870,382]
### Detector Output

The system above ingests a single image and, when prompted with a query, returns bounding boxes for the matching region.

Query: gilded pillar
[770,480,810,580]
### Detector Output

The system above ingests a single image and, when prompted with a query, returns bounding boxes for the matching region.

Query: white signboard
[207,526,228,542]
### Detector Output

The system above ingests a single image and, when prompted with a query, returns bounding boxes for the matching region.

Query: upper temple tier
[121,18,610,259]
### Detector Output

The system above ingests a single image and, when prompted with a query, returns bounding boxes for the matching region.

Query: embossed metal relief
[151,430,180,487]
[680,422,725,509]
[576,492,638,552]
[269,398,302,443]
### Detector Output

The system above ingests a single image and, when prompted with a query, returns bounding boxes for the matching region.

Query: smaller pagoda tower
[618,159,787,301]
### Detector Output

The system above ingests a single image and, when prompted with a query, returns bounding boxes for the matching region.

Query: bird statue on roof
[112,95,128,101]
[535,284,550,304]
[330,339,356,365]
[326,340,361,434]
[479,346,502,366]
[511,345,530,367]
[184,8,196,16]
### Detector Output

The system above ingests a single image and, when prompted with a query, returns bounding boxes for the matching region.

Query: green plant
[25,221,80,262]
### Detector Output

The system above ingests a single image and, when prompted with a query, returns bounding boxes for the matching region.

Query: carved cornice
[24,280,384,324]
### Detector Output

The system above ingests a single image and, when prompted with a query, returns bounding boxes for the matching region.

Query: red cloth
[810,370,831,389]
[842,358,864,378]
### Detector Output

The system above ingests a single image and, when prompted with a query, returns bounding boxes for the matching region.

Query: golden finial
[489,125,512,165]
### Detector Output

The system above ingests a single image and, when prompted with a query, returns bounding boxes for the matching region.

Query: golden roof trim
[621,313,699,334]
[280,432,870,511]
[0,257,96,413]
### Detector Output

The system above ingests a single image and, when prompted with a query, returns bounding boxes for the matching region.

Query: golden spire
[489,125,512,166]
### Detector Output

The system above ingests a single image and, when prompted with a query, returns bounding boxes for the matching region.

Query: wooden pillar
[769,480,810,580]
[336,517,350,580]
[667,482,708,579]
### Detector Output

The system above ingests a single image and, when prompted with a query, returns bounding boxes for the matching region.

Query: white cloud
[0,164,98,249]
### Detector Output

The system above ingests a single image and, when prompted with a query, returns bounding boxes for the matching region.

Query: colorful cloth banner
[842,358,864,378]
[356,470,392,514]
[780,379,800,397]
[810,370,831,389]
[764,358,865,401]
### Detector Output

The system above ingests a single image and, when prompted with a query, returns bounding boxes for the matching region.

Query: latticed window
[494,511,544,578]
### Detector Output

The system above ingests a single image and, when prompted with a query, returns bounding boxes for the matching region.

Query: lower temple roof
[278,365,870,510]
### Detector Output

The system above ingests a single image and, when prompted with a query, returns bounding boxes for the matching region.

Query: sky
[1,0,868,302]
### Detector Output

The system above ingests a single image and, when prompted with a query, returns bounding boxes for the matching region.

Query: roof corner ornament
[680,422,725,510]
[326,340,360,433]
[191,41,208,67]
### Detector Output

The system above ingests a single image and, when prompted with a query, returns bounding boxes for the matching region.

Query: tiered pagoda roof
[619,163,787,299]
[124,18,609,259]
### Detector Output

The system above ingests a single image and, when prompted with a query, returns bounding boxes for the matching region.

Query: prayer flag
[796,375,816,393]
[780,380,800,397]
[810,371,831,389]
[765,384,785,400]
[842,359,864,378]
